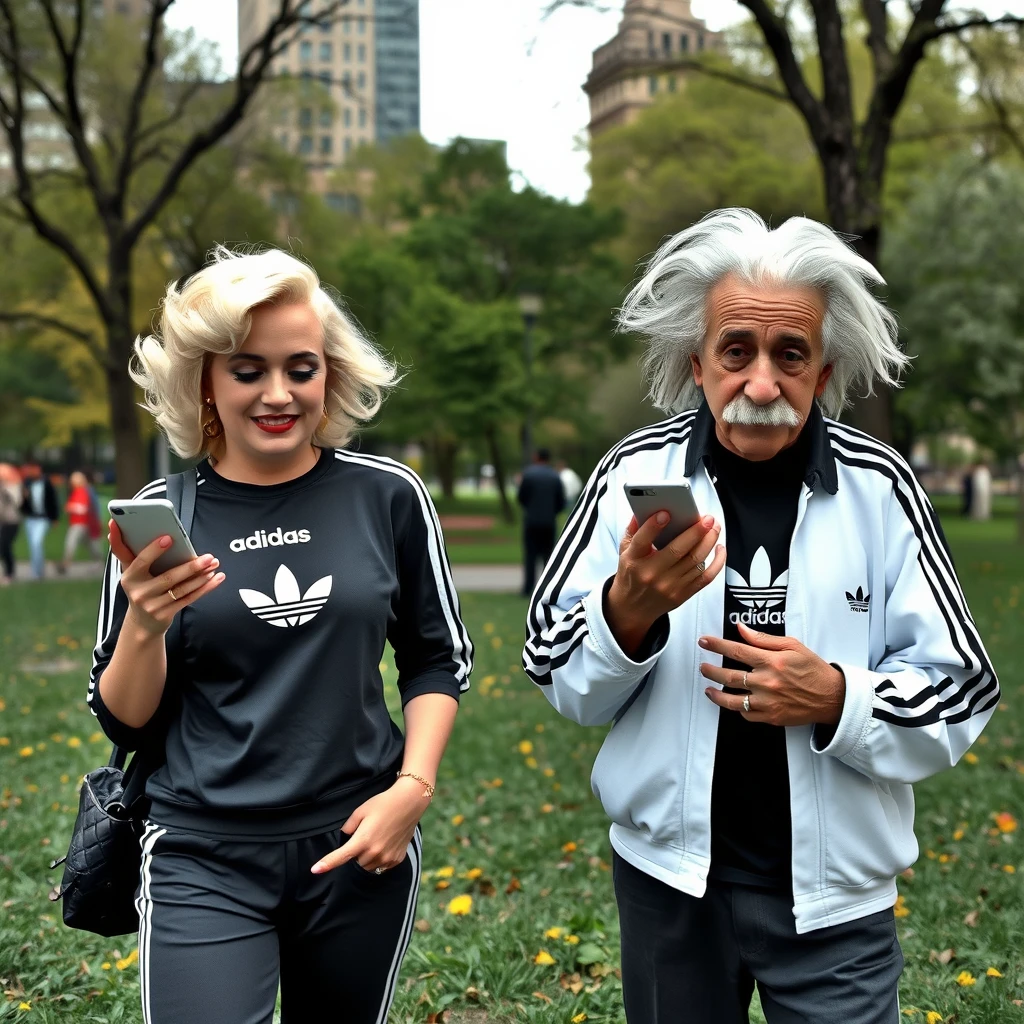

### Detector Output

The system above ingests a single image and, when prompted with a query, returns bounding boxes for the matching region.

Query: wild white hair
[618,208,910,417]
[131,246,399,459]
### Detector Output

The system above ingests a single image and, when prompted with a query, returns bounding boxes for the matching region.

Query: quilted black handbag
[48,469,196,936]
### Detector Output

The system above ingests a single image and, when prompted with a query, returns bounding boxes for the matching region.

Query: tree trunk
[485,426,514,525]
[106,344,147,497]
[822,157,896,447]
[433,435,458,500]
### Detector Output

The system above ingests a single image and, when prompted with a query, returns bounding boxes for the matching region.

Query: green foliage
[331,139,628,465]
[884,158,1024,460]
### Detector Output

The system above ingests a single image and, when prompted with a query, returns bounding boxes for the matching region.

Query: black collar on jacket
[683,399,839,495]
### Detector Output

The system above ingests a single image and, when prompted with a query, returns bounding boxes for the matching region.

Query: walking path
[10,560,525,593]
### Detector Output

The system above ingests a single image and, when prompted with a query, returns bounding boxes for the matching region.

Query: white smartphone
[623,482,702,550]
[107,498,197,575]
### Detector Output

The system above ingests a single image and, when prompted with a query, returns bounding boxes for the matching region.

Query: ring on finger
[167,586,178,601]
[695,559,706,574]
[374,866,384,875]
[741,671,749,690]
[742,694,751,713]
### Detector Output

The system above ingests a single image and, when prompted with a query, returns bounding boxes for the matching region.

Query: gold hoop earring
[202,403,223,439]
[317,403,329,433]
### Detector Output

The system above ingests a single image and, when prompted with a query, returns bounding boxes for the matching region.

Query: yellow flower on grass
[436,866,455,878]
[994,812,1017,833]
[518,740,534,755]
[562,841,577,853]
[963,752,978,765]
[67,737,81,748]
[18,1002,31,1011]
[535,723,545,733]
[925,1013,943,1024]
[894,894,910,918]
[1002,864,1016,874]
[435,880,450,890]
[986,967,1003,978]
[525,757,538,769]
[60,774,69,784]
[116,949,139,970]
[533,949,556,965]
[451,814,465,826]
[955,970,976,987]
[543,767,555,777]
[938,853,949,864]
[483,622,495,634]
[50,733,64,743]
[565,934,580,944]
[447,894,472,915]
[541,803,555,813]
[952,829,964,841]
[19,746,33,757]
[0,737,9,746]
[490,636,503,649]
[101,962,112,970]
[491,778,503,787]
[89,732,104,743]
[572,1014,588,1023]
[544,926,564,939]
[464,867,483,880]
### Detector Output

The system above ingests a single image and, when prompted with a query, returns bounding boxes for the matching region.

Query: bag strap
[117,466,197,810]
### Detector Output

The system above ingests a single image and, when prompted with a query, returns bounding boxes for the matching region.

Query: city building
[584,0,722,138]
[238,0,420,190]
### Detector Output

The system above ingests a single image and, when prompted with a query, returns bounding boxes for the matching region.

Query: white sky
[165,1,1022,203]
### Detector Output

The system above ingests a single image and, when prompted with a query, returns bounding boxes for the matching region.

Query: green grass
[0,516,1021,1022]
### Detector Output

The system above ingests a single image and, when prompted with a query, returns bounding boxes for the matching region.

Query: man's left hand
[699,622,845,727]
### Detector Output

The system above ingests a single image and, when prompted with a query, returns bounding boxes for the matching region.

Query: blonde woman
[87,247,473,1024]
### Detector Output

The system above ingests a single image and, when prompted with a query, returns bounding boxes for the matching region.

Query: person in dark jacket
[89,246,474,1024]
[20,462,59,579]
[517,448,566,597]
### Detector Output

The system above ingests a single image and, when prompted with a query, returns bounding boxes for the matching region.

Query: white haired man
[522,209,998,1024]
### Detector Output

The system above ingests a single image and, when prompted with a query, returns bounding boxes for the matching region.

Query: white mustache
[721,394,803,428]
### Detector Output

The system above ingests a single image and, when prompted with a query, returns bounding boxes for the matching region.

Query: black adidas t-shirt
[707,427,809,889]
[88,449,473,840]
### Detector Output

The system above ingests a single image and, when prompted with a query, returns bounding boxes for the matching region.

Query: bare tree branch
[0,309,109,367]
[115,0,175,207]
[959,37,1024,161]
[734,0,828,141]
[917,13,1024,47]
[807,0,855,137]
[860,0,892,76]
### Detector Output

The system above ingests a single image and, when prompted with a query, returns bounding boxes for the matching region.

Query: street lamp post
[518,292,543,469]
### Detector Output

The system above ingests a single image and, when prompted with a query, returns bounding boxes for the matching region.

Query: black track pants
[135,822,422,1024]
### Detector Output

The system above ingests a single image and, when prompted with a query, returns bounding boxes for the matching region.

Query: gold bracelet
[396,771,435,799]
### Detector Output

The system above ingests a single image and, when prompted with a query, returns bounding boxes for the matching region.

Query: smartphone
[623,482,702,550]
[107,498,197,575]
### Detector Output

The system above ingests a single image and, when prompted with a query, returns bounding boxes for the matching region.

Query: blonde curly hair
[131,246,399,459]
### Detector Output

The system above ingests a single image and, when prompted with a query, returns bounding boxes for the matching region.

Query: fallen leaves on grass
[894,894,910,917]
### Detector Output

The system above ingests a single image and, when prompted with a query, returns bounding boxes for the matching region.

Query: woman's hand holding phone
[108,519,225,637]
[604,512,726,657]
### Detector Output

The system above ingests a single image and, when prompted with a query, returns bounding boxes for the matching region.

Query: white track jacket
[523,404,998,934]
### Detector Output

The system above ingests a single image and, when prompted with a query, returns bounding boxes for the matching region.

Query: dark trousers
[0,523,17,579]
[613,852,903,1024]
[522,522,556,596]
[136,822,421,1024]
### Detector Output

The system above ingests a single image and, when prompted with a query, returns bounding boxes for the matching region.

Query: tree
[883,157,1024,541]
[0,0,352,494]
[552,0,1024,442]
[331,138,628,511]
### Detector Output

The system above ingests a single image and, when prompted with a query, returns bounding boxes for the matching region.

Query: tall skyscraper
[238,0,420,186]
[584,0,721,138]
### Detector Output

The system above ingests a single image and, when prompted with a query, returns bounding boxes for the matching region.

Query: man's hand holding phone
[605,512,725,658]
[108,520,225,638]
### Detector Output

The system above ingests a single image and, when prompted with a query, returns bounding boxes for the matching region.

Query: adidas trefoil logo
[846,586,870,613]
[726,547,787,626]
[239,564,332,628]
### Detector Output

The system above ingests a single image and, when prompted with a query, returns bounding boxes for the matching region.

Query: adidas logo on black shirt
[229,527,311,552]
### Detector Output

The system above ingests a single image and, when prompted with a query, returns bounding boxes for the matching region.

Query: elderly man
[523,209,998,1024]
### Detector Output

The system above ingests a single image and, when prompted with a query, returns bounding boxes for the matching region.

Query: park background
[1,1,1023,1021]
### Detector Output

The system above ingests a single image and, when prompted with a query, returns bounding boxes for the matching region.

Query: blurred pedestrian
[960,465,973,517]
[58,470,102,573]
[0,463,22,585]
[20,462,58,580]
[557,459,583,507]
[517,447,565,598]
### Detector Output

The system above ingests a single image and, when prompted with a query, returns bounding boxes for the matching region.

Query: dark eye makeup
[231,368,319,384]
